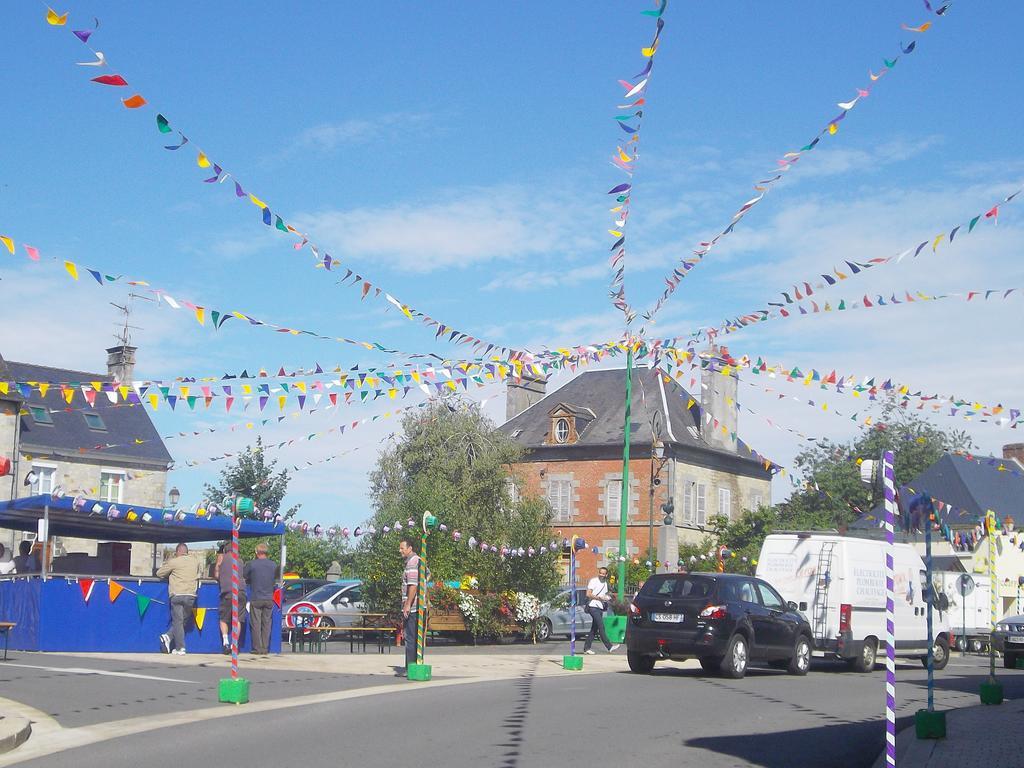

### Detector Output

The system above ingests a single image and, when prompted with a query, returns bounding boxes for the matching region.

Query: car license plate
[1009,636,1024,644]
[652,613,684,623]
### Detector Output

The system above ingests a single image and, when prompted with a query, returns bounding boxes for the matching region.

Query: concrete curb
[0,716,31,755]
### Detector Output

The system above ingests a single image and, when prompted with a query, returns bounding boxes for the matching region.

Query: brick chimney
[505,373,547,422]
[1003,443,1024,469]
[106,345,137,384]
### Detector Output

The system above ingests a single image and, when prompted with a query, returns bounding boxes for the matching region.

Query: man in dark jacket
[243,542,278,656]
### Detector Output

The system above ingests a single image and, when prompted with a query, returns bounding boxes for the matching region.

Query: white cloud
[291,184,604,272]
[288,113,432,154]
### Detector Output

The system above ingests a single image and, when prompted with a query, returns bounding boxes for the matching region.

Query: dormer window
[554,418,570,444]
[545,403,594,446]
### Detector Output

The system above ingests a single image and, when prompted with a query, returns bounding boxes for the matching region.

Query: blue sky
[2,1,1023,528]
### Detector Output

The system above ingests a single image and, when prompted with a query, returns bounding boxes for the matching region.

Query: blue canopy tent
[0,495,285,653]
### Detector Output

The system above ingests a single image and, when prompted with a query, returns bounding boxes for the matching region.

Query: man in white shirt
[583,566,619,655]
[0,544,14,575]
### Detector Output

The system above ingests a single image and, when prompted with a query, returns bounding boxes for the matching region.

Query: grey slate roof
[500,367,704,448]
[2,359,173,468]
[906,453,1024,527]
[501,365,774,472]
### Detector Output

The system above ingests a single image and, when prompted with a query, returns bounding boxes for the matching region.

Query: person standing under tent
[244,542,278,657]
[583,566,619,655]
[157,543,204,655]
[214,542,248,655]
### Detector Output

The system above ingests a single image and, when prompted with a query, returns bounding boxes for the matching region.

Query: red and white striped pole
[230,511,241,681]
[219,495,253,705]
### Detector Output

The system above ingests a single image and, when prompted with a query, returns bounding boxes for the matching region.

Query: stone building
[0,345,173,575]
[499,362,773,581]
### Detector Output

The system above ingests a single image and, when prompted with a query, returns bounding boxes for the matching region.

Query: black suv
[626,572,813,679]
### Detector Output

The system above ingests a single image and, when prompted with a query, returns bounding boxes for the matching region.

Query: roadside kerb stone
[0,716,31,755]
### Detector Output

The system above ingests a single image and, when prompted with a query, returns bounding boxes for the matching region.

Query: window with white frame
[683,480,694,523]
[99,471,126,503]
[30,464,56,495]
[553,418,570,444]
[750,493,764,511]
[696,483,707,526]
[718,488,732,520]
[546,478,572,521]
[605,479,622,522]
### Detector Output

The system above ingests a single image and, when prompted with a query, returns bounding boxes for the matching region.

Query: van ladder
[812,542,836,644]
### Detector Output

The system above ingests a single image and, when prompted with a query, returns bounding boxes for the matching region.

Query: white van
[756,533,951,672]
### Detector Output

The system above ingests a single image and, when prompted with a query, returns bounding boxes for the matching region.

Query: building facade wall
[511,451,772,582]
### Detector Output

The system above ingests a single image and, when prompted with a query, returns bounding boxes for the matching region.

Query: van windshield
[640,575,713,599]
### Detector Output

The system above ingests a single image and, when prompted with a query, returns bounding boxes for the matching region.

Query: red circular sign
[285,601,322,630]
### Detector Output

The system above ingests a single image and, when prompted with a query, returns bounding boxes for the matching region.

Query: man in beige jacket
[156,543,204,655]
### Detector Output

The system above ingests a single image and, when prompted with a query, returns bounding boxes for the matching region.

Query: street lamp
[168,487,180,507]
[647,412,668,574]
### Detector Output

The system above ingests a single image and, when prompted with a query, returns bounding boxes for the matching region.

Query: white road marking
[0,662,197,684]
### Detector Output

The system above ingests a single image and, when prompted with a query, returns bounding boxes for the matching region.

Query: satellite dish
[957,574,975,596]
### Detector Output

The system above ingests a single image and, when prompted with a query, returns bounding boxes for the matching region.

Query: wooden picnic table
[286,612,397,654]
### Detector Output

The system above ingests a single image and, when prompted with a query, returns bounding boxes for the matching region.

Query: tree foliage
[680,397,975,574]
[202,437,301,520]
[203,437,354,578]
[358,398,560,612]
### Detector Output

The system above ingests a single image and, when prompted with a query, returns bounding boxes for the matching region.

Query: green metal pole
[618,345,634,601]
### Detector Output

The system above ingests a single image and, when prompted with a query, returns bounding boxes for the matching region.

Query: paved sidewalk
[877,697,1024,767]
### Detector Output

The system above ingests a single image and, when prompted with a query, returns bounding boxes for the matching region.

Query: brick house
[500,364,772,582]
[0,345,173,575]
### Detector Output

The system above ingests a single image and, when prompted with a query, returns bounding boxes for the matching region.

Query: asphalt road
[3,651,1021,768]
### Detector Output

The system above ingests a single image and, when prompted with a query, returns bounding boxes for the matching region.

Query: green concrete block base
[604,616,627,644]
[980,681,1003,705]
[563,655,584,670]
[407,663,432,681]
[218,677,250,704]
[914,709,946,739]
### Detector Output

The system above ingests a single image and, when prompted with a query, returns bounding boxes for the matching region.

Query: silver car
[282,581,364,632]
[535,587,593,642]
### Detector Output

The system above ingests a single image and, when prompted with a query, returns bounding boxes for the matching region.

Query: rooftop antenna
[109,292,152,348]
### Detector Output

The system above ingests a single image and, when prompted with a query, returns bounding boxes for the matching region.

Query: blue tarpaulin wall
[0,578,281,653]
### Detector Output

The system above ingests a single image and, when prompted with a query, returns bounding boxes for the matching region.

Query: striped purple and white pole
[882,450,897,768]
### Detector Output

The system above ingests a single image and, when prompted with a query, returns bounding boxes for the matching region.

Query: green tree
[202,436,301,520]
[777,395,974,530]
[358,398,560,612]
[203,437,355,578]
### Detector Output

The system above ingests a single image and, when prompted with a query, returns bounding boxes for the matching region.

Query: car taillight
[699,604,727,620]
[628,601,641,616]
[839,603,852,633]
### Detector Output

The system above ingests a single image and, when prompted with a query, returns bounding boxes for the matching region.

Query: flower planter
[604,615,627,644]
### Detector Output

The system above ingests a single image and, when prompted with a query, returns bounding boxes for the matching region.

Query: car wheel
[534,619,552,642]
[971,639,984,653]
[319,616,335,639]
[720,634,748,679]
[788,635,811,676]
[925,637,949,671]
[627,651,656,673]
[849,638,877,673]
[1003,651,1018,670]
[699,657,720,673]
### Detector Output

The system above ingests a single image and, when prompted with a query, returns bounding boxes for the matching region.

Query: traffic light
[661,498,674,525]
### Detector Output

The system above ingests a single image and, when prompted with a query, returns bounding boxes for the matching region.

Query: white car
[282,581,364,632]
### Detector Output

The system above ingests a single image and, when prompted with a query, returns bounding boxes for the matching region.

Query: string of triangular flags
[641,6,950,323]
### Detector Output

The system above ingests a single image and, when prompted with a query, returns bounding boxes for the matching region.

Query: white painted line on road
[0,663,197,685]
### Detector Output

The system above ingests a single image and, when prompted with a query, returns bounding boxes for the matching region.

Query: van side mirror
[787,601,799,612]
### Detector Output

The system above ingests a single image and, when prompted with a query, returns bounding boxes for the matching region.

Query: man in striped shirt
[399,538,420,675]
